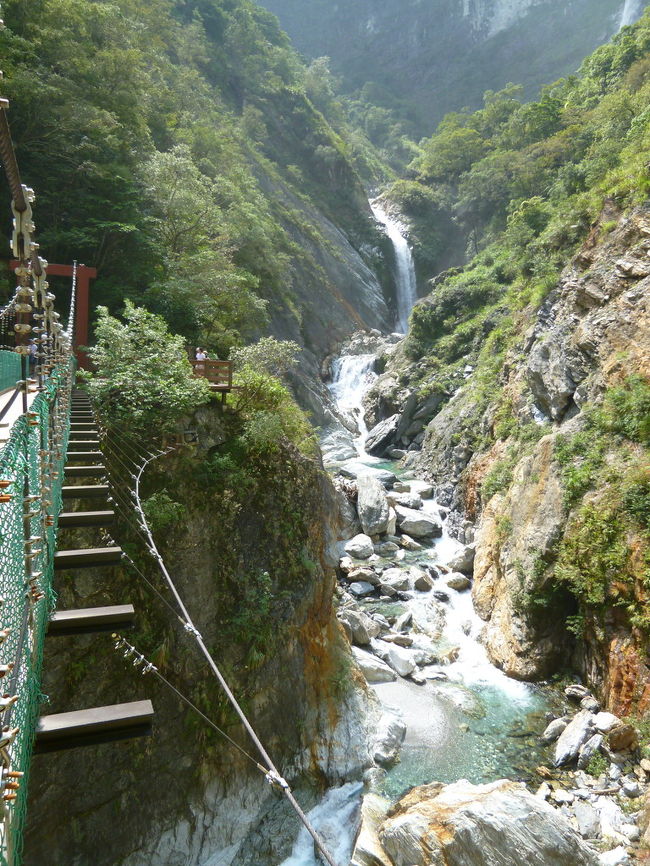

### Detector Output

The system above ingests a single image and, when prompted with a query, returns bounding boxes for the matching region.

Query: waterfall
[328,354,377,452]
[371,201,418,334]
[619,0,640,28]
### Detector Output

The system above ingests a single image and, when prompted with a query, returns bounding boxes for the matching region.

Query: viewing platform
[191,359,234,402]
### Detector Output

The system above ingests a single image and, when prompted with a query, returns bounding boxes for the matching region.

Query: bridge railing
[0,353,20,395]
[190,359,233,389]
[0,360,73,865]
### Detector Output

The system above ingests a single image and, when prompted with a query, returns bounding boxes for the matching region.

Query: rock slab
[379,779,598,866]
[357,474,390,536]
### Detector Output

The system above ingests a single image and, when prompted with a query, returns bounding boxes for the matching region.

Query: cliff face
[256,0,642,132]
[364,205,650,712]
[24,404,373,865]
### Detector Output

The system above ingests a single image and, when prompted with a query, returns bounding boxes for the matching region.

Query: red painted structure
[10,261,96,368]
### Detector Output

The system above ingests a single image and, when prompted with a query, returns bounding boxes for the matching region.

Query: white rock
[551,789,574,805]
[398,533,423,551]
[357,474,390,536]
[573,801,601,839]
[620,824,640,841]
[338,609,381,646]
[349,581,376,599]
[386,645,417,677]
[578,734,604,770]
[386,506,397,536]
[339,556,356,573]
[345,534,375,559]
[555,711,595,767]
[373,713,407,767]
[598,847,631,866]
[379,779,598,866]
[447,544,476,576]
[446,572,471,591]
[381,568,410,591]
[395,505,442,538]
[541,718,569,744]
[409,480,433,499]
[352,647,396,683]
[350,793,392,866]
[594,712,620,733]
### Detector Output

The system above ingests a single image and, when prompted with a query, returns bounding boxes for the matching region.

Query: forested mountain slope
[256,0,644,137]
[0,0,391,372]
[364,10,650,709]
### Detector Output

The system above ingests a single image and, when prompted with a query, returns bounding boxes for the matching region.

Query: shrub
[85,302,211,432]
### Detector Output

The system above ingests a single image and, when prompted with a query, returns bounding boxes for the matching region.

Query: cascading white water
[279,783,363,866]
[619,0,641,28]
[329,355,377,443]
[371,202,418,334]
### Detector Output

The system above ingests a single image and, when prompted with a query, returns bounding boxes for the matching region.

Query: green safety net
[0,353,21,395]
[0,359,73,866]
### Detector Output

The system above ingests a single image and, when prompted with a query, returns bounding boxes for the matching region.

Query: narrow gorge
[0,1,648,865]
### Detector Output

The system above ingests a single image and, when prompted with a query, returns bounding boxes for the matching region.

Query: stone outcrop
[378,779,598,866]
[357,474,390,536]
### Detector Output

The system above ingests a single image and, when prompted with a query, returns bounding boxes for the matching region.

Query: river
[280,208,553,865]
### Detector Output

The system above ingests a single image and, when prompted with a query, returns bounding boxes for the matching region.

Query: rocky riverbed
[299,336,650,866]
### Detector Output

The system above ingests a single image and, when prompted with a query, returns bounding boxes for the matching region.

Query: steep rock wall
[365,206,650,708]
[257,0,640,132]
[24,403,374,865]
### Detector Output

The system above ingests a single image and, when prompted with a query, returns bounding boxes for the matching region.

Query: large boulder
[339,463,397,487]
[395,505,442,539]
[447,544,476,576]
[352,647,397,683]
[366,414,401,455]
[385,645,417,677]
[351,794,392,866]
[345,534,375,559]
[555,710,595,766]
[379,779,598,866]
[373,712,407,767]
[357,474,390,536]
[338,609,382,646]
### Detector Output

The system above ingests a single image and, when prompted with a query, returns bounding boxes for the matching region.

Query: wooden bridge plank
[48,604,135,636]
[58,510,114,528]
[35,700,154,752]
[62,484,109,498]
[54,547,122,569]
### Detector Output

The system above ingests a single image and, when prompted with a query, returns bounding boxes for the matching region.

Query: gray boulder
[386,645,417,677]
[357,474,390,536]
[373,712,407,767]
[446,572,471,591]
[381,568,410,592]
[555,710,595,767]
[338,609,382,646]
[352,647,396,683]
[447,544,476,576]
[375,541,400,556]
[573,801,601,839]
[577,733,604,770]
[349,581,376,599]
[379,779,598,866]
[365,414,400,455]
[349,567,381,586]
[540,717,569,745]
[395,505,442,538]
[345,534,374,559]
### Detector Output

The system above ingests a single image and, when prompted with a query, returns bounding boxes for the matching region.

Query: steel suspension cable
[132,452,339,866]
